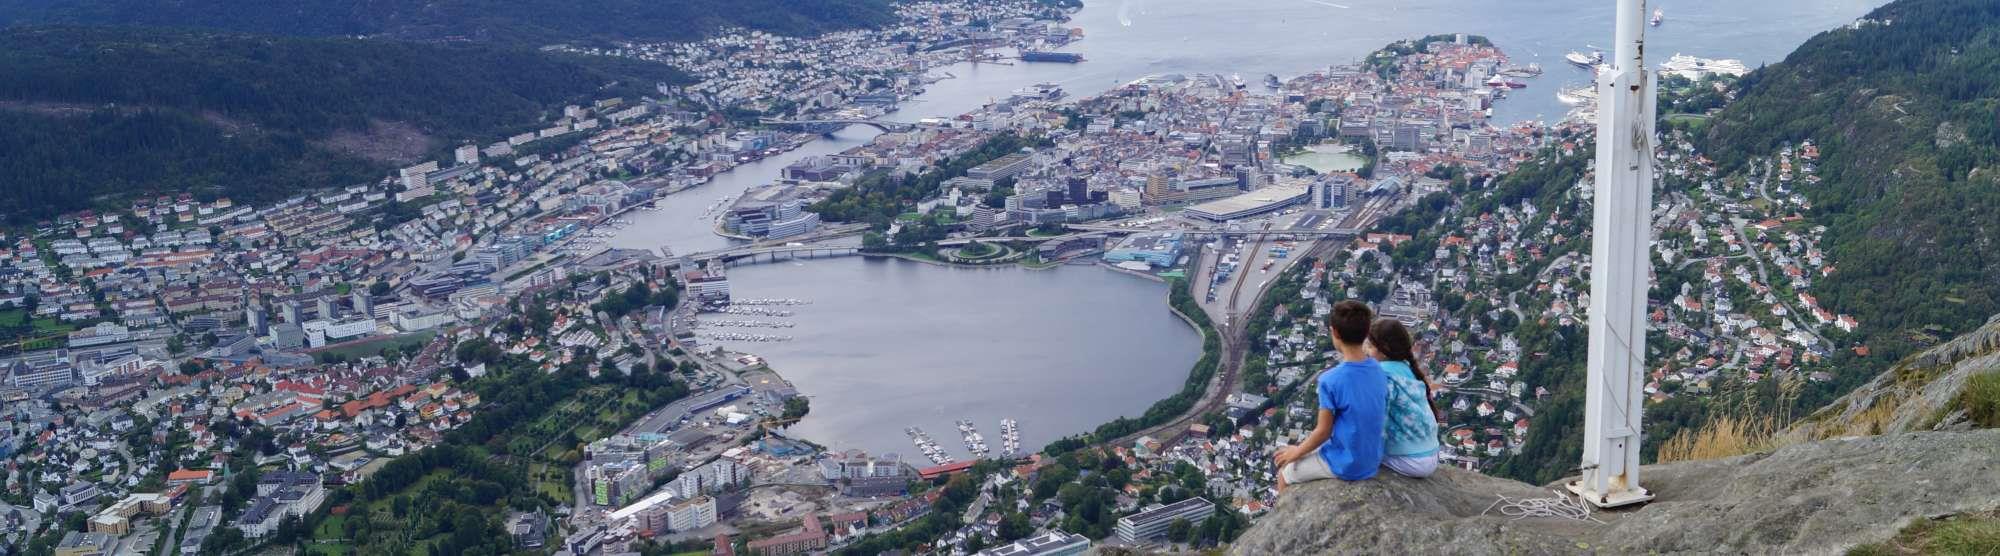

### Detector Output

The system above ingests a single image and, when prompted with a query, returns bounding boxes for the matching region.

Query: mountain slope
[1785,314,2000,439]
[0,26,684,220]
[0,0,895,45]
[1704,0,2000,367]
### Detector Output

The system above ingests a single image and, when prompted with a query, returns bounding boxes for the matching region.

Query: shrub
[1954,372,2000,428]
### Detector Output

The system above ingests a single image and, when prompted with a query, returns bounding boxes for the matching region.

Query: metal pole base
[1565,479,1655,509]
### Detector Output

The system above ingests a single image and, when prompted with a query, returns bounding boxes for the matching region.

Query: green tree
[1166,517,1192,543]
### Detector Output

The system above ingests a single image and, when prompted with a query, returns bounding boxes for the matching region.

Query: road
[1727,217,1829,346]
[1106,196,1399,448]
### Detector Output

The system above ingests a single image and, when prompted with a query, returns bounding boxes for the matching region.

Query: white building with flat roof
[1184,183,1311,222]
[1115,497,1215,543]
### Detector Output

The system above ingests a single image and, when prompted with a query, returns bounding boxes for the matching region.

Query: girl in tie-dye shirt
[1370,319,1440,478]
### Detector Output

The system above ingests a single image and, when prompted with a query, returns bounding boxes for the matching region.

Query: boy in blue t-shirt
[1274,300,1387,493]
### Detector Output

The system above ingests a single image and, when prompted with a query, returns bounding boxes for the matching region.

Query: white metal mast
[1567,0,1656,509]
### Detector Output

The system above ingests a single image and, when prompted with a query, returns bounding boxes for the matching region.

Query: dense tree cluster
[592,279,681,319]
[0,26,684,221]
[0,0,896,45]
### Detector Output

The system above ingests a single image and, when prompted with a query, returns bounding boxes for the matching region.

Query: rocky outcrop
[1231,428,2000,554]
[1785,314,2000,440]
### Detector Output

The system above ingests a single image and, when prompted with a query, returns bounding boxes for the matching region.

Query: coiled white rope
[1479,491,1607,524]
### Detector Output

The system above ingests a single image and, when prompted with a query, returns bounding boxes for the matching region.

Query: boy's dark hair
[1328,300,1373,345]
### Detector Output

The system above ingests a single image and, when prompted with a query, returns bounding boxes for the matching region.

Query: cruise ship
[1659,54,1751,80]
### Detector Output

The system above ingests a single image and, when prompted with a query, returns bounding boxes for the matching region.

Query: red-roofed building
[166,469,214,486]
[826,511,868,543]
[746,514,825,555]
[916,460,976,481]
[273,380,326,403]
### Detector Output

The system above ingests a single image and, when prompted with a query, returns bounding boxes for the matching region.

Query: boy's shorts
[1280,454,1336,484]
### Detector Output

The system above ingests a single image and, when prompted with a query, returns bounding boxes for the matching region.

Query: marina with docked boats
[905,417,1024,466]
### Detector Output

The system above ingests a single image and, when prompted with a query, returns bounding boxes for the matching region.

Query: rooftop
[1185,183,1311,221]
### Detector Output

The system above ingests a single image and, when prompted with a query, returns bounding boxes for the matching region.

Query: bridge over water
[1061,223,1366,238]
[685,244,862,267]
[673,222,1362,267]
[759,117,916,134]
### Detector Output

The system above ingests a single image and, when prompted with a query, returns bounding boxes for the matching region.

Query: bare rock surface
[1231,428,2000,554]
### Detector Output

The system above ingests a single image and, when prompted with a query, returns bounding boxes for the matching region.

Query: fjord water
[905,0,1883,125]
[609,0,1882,457]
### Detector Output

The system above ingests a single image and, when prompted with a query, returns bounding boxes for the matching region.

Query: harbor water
[609,0,1884,458]
[698,261,1200,458]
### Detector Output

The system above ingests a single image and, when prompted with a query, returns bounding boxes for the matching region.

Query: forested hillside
[0,26,684,221]
[0,0,894,45]
[1483,0,2000,485]
[1705,0,2000,366]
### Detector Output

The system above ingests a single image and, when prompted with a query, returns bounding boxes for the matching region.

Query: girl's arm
[1278,408,1336,466]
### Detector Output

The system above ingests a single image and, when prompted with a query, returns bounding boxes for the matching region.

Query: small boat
[1230,74,1246,90]
[1651,8,1664,26]
[1264,74,1281,88]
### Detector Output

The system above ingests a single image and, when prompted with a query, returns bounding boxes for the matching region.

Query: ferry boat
[1020,51,1084,63]
[1499,63,1544,78]
[1651,8,1664,26]
[1484,75,1528,89]
[1565,50,1604,68]
[1009,82,1065,102]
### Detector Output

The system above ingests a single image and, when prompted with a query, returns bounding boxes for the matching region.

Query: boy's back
[1316,358,1388,480]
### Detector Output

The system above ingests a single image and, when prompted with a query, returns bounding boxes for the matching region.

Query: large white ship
[1565,50,1604,68]
[1659,53,1750,80]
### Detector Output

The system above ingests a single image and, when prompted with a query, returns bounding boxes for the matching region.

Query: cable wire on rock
[1480,491,1607,524]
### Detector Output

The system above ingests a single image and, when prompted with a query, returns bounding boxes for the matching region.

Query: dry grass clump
[1656,415,1786,463]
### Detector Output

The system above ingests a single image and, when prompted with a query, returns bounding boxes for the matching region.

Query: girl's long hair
[1370,318,1434,405]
